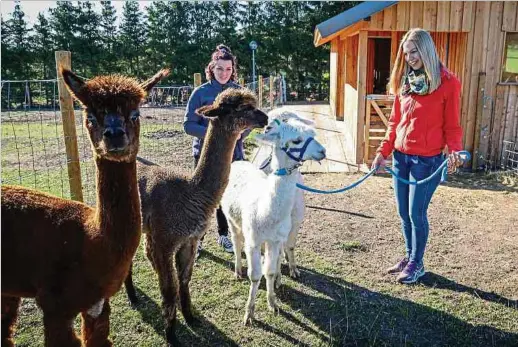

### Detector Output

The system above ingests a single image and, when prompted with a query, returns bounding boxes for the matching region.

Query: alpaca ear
[140,68,170,92]
[196,105,223,119]
[61,67,86,103]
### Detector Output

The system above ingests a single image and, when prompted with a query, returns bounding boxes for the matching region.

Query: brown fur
[1,68,168,347]
[123,88,268,346]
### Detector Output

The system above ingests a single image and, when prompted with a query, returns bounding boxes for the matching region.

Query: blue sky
[1,1,152,25]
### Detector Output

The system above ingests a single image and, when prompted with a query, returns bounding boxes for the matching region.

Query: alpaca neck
[192,120,240,201]
[270,147,300,173]
[94,157,141,240]
[262,148,300,215]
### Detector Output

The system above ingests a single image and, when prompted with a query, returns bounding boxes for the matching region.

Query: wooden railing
[364,94,395,164]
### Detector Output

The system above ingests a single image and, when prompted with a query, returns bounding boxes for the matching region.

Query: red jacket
[377,69,463,158]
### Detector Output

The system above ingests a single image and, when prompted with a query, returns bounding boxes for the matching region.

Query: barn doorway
[368,37,391,94]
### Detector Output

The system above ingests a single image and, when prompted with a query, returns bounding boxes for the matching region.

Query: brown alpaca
[1,68,168,347]
[123,88,268,346]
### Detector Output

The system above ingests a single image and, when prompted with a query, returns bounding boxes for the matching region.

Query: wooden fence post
[269,75,274,108]
[55,51,83,202]
[258,76,263,109]
[239,77,245,87]
[193,73,202,88]
[472,73,486,170]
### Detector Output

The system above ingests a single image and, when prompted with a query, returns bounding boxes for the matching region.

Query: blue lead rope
[295,150,471,194]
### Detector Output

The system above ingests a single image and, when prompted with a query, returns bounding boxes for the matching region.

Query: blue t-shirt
[183,79,249,161]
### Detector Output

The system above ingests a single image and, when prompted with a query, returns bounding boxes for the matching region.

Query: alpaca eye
[130,110,140,121]
[265,126,273,133]
[292,139,303,145]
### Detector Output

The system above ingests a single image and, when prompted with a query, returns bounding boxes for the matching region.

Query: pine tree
[119,1,146,78]
[3,1,33,80]
[75,1,102,76]
[99,1,118,73]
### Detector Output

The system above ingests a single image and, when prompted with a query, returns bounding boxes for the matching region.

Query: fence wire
[1,76,285,205]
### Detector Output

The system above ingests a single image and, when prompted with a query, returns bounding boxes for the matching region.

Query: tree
[119,1,146,78]
[75,1,102,76]
[99,1,118,73]
[2,1,33,80]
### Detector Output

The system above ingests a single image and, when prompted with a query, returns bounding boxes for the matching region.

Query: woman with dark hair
[184,44,246,257]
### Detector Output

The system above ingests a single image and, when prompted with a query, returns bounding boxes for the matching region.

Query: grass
[12,236,518,346]
[340,241,367,252]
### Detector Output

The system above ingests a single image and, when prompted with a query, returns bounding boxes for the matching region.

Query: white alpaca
[221,121,326,325]
[259,107,315,279]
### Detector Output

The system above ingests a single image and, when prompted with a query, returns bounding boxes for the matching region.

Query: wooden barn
[314,1,518,170]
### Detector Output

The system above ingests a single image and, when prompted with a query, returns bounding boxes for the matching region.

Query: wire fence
[1,75,286,205]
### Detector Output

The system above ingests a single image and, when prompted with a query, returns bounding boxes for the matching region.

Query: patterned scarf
[401,69,429,96]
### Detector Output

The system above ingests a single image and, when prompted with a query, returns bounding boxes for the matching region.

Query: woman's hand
[371,153,388,173]
[447,152,463,174]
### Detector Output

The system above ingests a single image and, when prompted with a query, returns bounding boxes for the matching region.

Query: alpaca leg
[285,226,301,279]
[81,299,112,347]
[124,262,139,305]
[154,250,180,347]
[42,311,81,347]
[176,239,198,326]
[275,244,283,289]
[1,296,21,347]
[243,245,261,326]
[229,221,244,278]
[264,241,281,313]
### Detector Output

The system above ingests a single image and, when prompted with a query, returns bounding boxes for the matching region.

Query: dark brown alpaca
[123,88,268,346]
[1,68,168,347]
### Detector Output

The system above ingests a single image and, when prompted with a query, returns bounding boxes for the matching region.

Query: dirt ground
[296,171,518,300]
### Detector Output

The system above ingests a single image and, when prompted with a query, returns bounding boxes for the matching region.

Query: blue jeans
[392,150,444,265]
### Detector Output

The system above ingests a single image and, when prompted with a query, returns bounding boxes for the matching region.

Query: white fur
[86,298,105,318]
[221,121,325,325]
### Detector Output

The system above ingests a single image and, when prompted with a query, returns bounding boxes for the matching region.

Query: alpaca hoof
[235,268,244,279]
[289,267,300,279]
[243,310,254,326]
[268,301,279,315]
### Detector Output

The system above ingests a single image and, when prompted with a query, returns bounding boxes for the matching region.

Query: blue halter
[273,137,315,176]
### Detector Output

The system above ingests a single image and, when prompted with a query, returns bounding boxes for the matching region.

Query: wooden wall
[369,1,474,32]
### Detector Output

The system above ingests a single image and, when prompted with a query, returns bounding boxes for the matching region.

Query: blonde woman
[371,28,464,284]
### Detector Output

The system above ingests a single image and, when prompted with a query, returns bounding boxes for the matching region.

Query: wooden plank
[449,1,464,32]
[461,4,478,155]
[437,1,450,32]
[479,2,505,162]
[423,1,437,32]
[396,1,409,31]
[370,9,384,30]
[497,87,510,167]
[390,31,399,72]
[329,39,339,118]
[364,100,371,163]
[478,2,491,74]
[382,5,396,31]
[371,101,389,127]
[258,76,263,109]
[317,20,368,46]
[55,51,83,202]
[504,87,517,145]
[490,86,507,167]
[462,1,474,32]
[269,75,274,108]
[472,73,486,170]
[194,73,202,87]
[410,1,424,29]
[357,30,368,165]
[337,40,346,121]
[502,1,517,32]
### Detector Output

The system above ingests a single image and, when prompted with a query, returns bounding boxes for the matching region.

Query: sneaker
[396,261,425,284]
[195,240,203,260]
[217,235,234,253]
[386,257,409,274]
